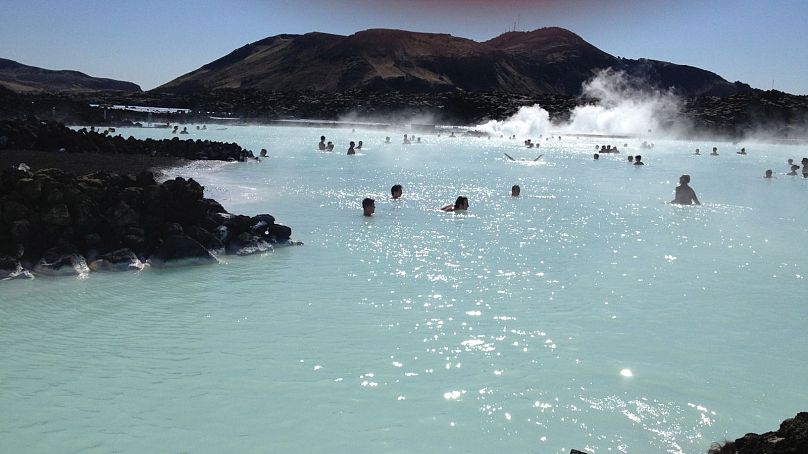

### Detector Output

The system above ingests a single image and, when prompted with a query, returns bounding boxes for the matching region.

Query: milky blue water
[2,125,807,453]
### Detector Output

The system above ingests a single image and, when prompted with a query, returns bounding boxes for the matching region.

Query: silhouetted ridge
[0,58,141,93]
[154,27,749,97]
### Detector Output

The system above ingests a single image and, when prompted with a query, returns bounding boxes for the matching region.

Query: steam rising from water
[478,69,684,137]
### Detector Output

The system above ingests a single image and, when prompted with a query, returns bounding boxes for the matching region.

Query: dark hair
[635,155,642,161]
[454,196,468,209]
[391,184,402,195]
[681,174,691,183]
[362,198,375,208]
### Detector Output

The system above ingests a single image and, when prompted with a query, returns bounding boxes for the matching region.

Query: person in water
[319,136,326,150]
[511,185,520,197]
[628,155,634,163]
[710,147,719,156]
[391,184,403,199]
[362,198,375,217]
[403,134,411,145]
[764,169,773,178]
[326,141,335,151]
[593,153,600,160]
[737,147,747,155]
[441,196,469,212]
[671,174,701,205]
[356,140,363,150]
[633,155,645,165]
[694,148,701,155]
[787,165,799,176]
[347,141,356,155]
[260,148,268,158]
[384,136,391,144]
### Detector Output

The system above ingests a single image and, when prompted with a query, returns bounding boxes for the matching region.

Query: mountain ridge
[155,27,753,97]
[0,58,141,93]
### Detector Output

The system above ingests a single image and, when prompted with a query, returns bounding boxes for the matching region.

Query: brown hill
[155,27,751,97]
[0,58,141,93]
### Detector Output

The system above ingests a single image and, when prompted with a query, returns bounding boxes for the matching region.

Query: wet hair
[391,184,402,196]
[681,174,691,183]
[593,153,599,159]
[628,155,634,161]
[511,184,520,195]
[454,196,468,210]
[634,155,642,161]
[320,136,325,141]
[362,198,375,209]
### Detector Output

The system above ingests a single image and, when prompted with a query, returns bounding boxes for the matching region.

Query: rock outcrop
[0,118,255,161]
[0,168,298,280]
[708,412,808,454]
[0,58,141,94]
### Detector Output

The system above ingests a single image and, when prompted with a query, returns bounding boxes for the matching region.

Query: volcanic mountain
[156,27,750,97]
[0,58,141,93]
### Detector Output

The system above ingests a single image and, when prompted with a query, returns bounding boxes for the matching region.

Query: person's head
[628,155,634,162]
[358,141,363,146]
[695,148,700,153]
[593,153,599,160]
[349,141,355,147]
[788,159,794,165]
[362,198,375,216]
[765,169,773,178]
[391,184,403,199]
[679,174,691,185]
[791,164,800,171]
[635,155,642,162]
[454,196,469,211]
[320,136,325,141]
[511,185,520,197]
[712,147,717,152]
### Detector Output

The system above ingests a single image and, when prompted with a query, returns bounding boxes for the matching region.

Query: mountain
[155,27,751,97]
[0,58,141,93]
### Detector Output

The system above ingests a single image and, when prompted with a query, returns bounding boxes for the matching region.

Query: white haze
[477,69,684,138]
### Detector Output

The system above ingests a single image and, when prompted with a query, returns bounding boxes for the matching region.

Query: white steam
[477,69,684,137]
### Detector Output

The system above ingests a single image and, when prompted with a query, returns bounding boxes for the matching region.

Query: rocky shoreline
[0,118,296,281]
[4,88,807,140]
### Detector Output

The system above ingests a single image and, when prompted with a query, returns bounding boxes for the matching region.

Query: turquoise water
[2,125,807,453]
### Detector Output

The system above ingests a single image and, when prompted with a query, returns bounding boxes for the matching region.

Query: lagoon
[2,125,807,453]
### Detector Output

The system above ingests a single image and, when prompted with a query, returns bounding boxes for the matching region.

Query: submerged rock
[33,253,89,277]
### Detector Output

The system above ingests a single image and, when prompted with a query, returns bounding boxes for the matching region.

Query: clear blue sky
[2,0,806,94]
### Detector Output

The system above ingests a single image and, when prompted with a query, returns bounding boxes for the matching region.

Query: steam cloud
[477,69,684,137]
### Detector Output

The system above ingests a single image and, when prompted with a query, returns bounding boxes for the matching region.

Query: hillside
[155,27,751,97]
[0,58,141,93]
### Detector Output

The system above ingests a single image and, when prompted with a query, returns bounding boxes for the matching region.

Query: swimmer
[347,141,356,155]
[260,148,268,158]
[391,184,403,200]
[671,174,700,205]
[384,136,391,144]
[416,137,421,143]
[634,155,645,165]
[319,136,326,150]
[710,147,718,156]
[356,140,363,150]
[594,153,600,160]
[403,134,411,145]
[628,155,634,163]
[764,169,773,178]
[511,185,520,197]
[787,165,799,175]
[326,141,334,151]
[695,148,701,155]
[441,196,468,212]
[737,147,747,155]
[362,198,375,217]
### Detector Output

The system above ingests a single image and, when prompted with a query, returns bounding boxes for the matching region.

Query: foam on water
[2,125,807,453]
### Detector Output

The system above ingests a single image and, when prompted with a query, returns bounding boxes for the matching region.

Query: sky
[1,0,807,94]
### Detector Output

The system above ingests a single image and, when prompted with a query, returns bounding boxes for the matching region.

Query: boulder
[710,412,808,454]
[226,232,273,256]
[33,253,89,277]
[41,203,71,226]
[89,248,144,272]
[148,235,218,268]
[268,223,292,241]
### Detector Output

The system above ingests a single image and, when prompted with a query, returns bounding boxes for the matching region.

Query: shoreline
[0,149,186,177]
